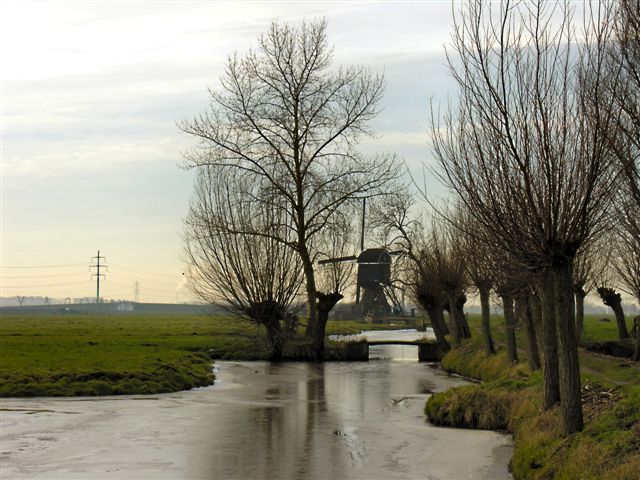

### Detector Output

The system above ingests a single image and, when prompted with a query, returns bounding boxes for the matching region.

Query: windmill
[317,199,404,318]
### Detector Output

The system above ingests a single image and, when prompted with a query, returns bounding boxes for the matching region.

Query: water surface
[1,331,512,479]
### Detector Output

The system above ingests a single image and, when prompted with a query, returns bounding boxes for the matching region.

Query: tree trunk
[597,287,629,339]
[479,287,496,356]
[265,319,285,362]
[633,316,639,362]
[457,306,472,338]
[522,294,541,371]
[447,292,461,347]
[502,294,518,363]
[538,274,561,409]
[427,305,451,355]
[575,290,586,343]
[553,263,584,435]
[455,294,471,338]
[441,308,450,335]
[613,304,629,340]
[313,292,343,361]
[514,295,524,328]
[300,245,324,359]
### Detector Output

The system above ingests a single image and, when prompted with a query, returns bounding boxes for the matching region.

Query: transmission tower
[134,282,139,303]
[90,250,107,310]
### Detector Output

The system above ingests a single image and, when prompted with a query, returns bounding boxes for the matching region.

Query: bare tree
[519,287,542,372]
[595,245,631,340]
[431,0,619,434]
[427,227,469,348]
[612,236,640,308]
[457,212,496,356]
[371,192,451,355]
[184,168,303,361]
[411,250,451,355]
[181,19,398,359]
[493,265,520,365]
[313,210,357,353]
[608,0,640,210]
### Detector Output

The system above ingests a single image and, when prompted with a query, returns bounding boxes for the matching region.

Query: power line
[90,251,107,309]
[1,280,91,289]
[0,263,86,269]
[108,262,182,279]
[108,271,179,285]
[1,272,87,279]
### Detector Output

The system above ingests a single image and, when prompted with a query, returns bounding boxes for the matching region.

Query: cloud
[1,1,457,300]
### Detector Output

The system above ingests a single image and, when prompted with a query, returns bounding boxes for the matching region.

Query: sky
[1,1,459,304]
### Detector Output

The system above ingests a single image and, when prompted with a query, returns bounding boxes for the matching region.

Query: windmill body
[357,248,392,317]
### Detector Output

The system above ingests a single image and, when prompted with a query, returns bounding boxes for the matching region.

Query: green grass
[581,313,636,343]
[0,313,402,397]
[426,313,640,479]
[0,314,245,397]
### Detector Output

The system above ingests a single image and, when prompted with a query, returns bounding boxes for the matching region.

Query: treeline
[396,0,639,436]
[180,1,640,437]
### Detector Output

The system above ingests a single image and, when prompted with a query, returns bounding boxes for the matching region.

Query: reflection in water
[1,336,513,480]
[194,359,511,480]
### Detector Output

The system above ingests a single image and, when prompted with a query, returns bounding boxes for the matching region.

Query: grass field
[426,312,640,479]
[0,313,397,397]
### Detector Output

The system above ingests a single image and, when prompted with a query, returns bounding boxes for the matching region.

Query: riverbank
[425,316,640,479]
[0,314,399,397]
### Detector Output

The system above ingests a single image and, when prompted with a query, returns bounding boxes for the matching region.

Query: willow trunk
[522,294,541,371]
[427,305,451,355]
[634,317,639,362]
[553,263,583,434]
[447,292,461,347]
[479,287,496,356]
[612,303,630,340]
[265,319,285,362]
[538,274,561,409]
[502,294,518,363]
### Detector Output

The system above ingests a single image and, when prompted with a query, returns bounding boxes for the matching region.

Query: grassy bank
[425,314,640,479]
[0,313,400,397]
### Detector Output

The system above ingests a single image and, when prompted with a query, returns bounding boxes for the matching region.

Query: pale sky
[1,1,457,304]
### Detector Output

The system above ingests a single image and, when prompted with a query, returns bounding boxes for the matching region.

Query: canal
[1,330,512,479]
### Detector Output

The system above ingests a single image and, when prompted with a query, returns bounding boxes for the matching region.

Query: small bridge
[365,339,441,361]
[367,340,427,346]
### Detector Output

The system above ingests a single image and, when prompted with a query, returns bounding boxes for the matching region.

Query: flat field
[0,313,392,397]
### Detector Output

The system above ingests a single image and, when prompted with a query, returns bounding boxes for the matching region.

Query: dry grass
[425,331,640,479]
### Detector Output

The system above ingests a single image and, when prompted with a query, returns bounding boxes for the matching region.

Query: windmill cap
[357,248,391,264]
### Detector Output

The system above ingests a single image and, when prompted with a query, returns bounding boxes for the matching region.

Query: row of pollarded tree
[415,0,640,436]
[180,1,640,438]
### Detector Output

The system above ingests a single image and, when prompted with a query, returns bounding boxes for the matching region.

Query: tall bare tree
[184,168,303,361]
[181,19,398,359]
[431,0,619,434]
